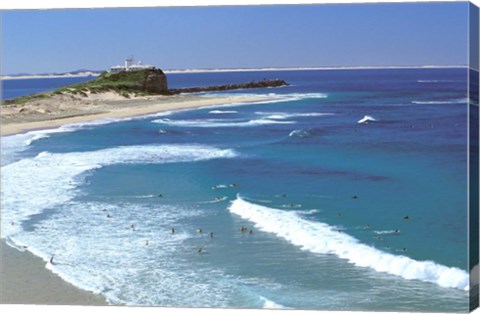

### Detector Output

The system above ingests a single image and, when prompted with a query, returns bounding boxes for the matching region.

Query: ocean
[0,68,472,311]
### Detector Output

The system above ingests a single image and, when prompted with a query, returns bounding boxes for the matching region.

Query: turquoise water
[1,69,471,311]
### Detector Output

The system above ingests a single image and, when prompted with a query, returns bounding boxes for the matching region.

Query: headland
[1,69,286,136]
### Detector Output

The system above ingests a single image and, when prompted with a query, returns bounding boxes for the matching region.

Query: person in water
[171,227,175,234]
[210,232,214,238]
[50,255,55,265]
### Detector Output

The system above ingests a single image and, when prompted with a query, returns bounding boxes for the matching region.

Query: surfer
[49,255,55,265]
[131,224,135,231]
[197,228,203,234]
[107,214,112,218]
[197,248,203,254]
[229,183,237,188]
[171,227,175,234]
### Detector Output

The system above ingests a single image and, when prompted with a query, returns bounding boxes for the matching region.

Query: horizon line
[1,64,470,80]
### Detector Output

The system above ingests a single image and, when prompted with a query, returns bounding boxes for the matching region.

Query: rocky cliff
[168,79,288,94]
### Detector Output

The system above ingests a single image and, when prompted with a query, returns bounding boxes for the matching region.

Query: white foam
[374,230,400,235]
[260,296,289,309]
[152,118,295,128]
[1,144,238,238]
[296,209,321,215]
[229,197,469,291]
[412,98,468,105]
[357,115,377,124]
[202,92,328,106]
[256,112,333,120]
[417,80,457,83]
[208,110,239,114]
[289,128,314,138]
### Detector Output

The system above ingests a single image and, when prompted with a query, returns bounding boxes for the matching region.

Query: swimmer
[249,229,253,235]
[240,226,246,232]
[158,194,163,198]
[337,213,341,217]
[352,195,358,199]
[403,215,410,220]
[197,248,204,254]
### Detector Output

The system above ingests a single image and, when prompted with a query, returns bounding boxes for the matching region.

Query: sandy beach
[1,93,267,136]
[0,92,269,306]
[0,241,107,305]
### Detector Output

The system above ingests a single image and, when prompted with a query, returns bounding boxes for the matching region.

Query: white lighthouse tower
[124,56,134,71]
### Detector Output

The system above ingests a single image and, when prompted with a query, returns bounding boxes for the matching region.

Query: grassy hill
[4,69,168,105]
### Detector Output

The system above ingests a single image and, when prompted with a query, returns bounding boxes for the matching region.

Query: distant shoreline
[1,65,467,80]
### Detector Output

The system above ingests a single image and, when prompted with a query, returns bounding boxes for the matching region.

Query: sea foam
[411,98,468,105]
[152,118,295,128]
[1,144,238,238]
[228,197,469,291]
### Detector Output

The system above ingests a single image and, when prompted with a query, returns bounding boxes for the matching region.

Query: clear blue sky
[2,2,470,74]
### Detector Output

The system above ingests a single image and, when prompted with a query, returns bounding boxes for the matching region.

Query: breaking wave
[1,144,238,238]
[412,98,468,105]
[152,118,295,128]
[228,197,469,291]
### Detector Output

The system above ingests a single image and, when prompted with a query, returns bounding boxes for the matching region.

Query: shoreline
[0,93,268,306]
[0,241,107,305]
[1,94,268,136]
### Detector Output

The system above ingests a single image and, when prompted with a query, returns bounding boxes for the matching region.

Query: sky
[1,2,471,74]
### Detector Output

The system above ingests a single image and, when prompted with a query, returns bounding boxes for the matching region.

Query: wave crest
[1,144,238,238]
[228,197,469,291]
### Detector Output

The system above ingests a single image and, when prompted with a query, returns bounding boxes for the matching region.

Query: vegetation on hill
[3,69,168,105]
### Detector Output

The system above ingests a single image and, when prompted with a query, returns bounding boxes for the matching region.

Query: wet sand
[0,241,107,305]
